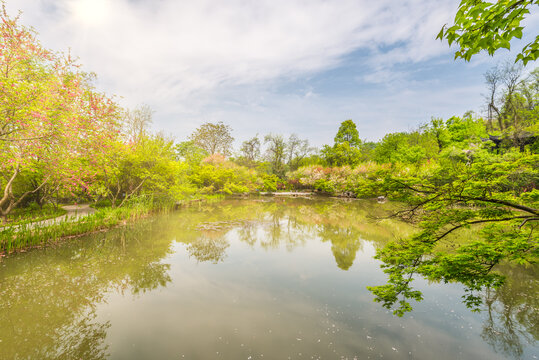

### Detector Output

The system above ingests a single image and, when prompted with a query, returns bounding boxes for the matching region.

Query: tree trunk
[0,167,49,220]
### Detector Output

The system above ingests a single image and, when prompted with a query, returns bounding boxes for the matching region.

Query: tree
[368,151,538,316]
[264,134,287,177]
[500,62,524,129]
[0,6,121,222]
[437,0,539,64]
[175,140,208,164]
[321,142,362,167]
[373,132,433,164]
[516,67,539,132]
[286,134,312,170]
[240,135,261,165]
[483,64,539,138]
[322,120,362,166]
[424,117,450,152]
[124,104,153,145]
[189,122,234,156]
[94,134,179,207]
[334,119,360,146]
[485,65,503,131]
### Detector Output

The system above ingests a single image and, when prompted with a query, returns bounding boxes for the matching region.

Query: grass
[0,196,175,255]
[5,203,67,226]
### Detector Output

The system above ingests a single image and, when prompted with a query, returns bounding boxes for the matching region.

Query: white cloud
[6,0,515,145]
[9,0,458,100]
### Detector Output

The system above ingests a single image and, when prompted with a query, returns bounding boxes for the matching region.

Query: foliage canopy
[437,0,539,64]
[189,122,234,156]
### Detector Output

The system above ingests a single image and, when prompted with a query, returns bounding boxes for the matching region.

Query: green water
[0,198,537,359]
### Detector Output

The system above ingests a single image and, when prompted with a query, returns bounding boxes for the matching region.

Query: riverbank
[1,204,96,231]
[0,194,232,256]
[2,204,68,227]
[0,197,174,255]
[0,192,380,256]
[4,198,531,360]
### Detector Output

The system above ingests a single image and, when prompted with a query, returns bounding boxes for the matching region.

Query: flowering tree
[0,5,121,222]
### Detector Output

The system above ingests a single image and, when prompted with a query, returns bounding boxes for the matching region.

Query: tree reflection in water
[481,264,538,358]
[0,220,173,359]
[178,198,401,265]
[187,232,230,263]
[0,198,536,359]
[318,225,362,270]
[179,199,537,356]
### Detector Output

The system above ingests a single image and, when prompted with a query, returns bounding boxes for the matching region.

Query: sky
[7,0,539,147]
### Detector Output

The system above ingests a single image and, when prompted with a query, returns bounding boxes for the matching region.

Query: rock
[341,191,356,198]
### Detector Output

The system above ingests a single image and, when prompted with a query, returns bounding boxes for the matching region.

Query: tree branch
[7,176,50,213]
[118,177,148,208]
[436,215,533,241]
[460,197,537,215]
[519,217,539,228]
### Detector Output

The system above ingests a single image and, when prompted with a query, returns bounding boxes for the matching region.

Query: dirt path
[35,204,96,227]
[1,204,96,231]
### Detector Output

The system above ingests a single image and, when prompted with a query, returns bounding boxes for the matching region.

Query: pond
[0,198,537,359]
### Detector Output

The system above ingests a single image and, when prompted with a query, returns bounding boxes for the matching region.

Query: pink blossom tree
[0,5,121,222]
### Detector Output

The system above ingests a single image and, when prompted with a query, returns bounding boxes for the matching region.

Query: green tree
[424,117,450,152]
[368,151,538,316]
[186,154,258,195]
[239,135,261,166]
[0,5,121,222]
[373,132,426,164]
[94,134,179,207]
[322,120,362,166]
[175,140,208,164]
[264,134,287,178]
[189,122,234,156]
[321,142,362,167]
[334,119,360,146]
[437,0,539,64]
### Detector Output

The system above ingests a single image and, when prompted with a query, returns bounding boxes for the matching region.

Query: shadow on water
[0,198,536,359]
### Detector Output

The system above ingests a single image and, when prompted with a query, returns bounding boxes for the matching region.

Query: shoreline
[0,200,173,257]
[0,193,380,258]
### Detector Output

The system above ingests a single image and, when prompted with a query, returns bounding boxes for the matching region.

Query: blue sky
[8,0,539,147]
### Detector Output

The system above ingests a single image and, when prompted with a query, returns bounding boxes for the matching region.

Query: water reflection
[0,198,536,359]
[179,198,406,266]
[0,221,173,359]
[319,225,362,270]
[481,264,538,358]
